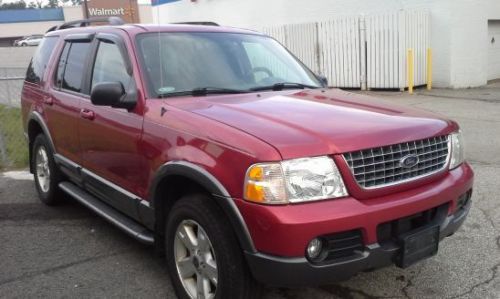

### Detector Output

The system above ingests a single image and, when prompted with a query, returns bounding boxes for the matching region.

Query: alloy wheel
[174,219,218,299]
[35,146,51,193]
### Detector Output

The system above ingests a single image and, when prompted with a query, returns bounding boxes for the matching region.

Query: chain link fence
[0,67,28,170]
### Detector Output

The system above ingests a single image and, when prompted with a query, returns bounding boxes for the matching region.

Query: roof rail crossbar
[172,22,219,26]
[47,17,125,33]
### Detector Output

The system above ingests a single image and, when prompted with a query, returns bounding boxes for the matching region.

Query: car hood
[165,89,456,160]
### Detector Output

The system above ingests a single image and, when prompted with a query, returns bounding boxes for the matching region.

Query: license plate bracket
[396,225,440,268]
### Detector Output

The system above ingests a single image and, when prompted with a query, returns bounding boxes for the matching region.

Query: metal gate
[262,10,430,90]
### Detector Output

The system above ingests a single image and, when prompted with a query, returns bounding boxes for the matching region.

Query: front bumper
[245,199,471,287]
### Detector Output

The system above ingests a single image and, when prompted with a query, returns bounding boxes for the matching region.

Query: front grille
[343,135,450,189]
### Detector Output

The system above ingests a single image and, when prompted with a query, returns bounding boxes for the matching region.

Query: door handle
[80,109,95,120]
[43,96,54,106]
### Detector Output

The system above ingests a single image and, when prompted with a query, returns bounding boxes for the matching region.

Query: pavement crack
[321,284,396,299]
[477,206,497,230]
[448,262,500,299]
[0,251,124,286]
[401,266,423,299]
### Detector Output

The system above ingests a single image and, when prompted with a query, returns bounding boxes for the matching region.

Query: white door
[488,20,500,81]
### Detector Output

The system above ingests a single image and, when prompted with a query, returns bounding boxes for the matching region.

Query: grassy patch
[0,104,29,170]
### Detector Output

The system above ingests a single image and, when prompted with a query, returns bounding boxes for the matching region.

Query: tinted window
[91,41,130,90]
[25,36,58,84]
[55,43,70,88]
[62,42,91,93]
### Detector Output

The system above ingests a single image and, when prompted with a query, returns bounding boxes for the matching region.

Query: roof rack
[172,22,219,26]
[46,17,125,33]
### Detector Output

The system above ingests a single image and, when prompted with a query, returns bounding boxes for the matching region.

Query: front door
[78,34,147,220]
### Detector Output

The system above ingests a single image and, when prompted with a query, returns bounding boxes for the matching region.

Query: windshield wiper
[158,87,249,98]
[249,82,320,92]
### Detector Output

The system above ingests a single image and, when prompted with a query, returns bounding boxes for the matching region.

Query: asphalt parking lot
[1,84,499,299]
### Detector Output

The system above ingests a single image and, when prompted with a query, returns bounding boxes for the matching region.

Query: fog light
[307,238,323,259]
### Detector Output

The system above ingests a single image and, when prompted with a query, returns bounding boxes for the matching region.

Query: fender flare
[27,111,56,153]
[150,161,256,253]
[27,111,56,172]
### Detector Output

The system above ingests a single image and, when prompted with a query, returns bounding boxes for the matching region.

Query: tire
[32,134,64,205]
[166,194,261,299]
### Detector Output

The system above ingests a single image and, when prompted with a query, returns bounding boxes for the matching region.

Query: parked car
[21,19,473,299]
[15,35,43,46]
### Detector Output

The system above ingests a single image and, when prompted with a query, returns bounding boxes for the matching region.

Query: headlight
[244,156,348,204]
[449,131,465,169]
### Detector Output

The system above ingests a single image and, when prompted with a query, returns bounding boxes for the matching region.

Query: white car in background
[14,35,43,47]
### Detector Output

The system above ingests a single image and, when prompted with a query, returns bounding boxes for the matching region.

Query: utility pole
[83,0,89,19]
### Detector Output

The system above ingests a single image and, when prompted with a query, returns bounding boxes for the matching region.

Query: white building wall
[139,4,153,23]
[489,1,500,20]
[447,0,488,88]
[63,6,84,22]
[0,21,64,38]
[154,0,494,88]
[0,6,95,39]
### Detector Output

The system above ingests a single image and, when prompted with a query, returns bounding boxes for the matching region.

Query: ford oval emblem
[400,154,419,169]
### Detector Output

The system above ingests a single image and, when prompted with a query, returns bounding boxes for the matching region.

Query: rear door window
[25,36,58,84]
[61,42,91,93]
[55,43,71,88]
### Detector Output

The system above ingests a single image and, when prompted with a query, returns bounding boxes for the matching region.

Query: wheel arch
[27,112,55,173]
[150,161,256,254]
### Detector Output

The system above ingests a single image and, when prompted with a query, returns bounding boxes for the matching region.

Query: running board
[59,182,154,245]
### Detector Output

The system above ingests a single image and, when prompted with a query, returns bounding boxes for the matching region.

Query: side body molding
[150,161,257,253]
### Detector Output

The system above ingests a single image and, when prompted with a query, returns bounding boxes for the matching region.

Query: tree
[61,0,82,5]
[45,0,59,8]
[0,0,27,9]
[28,0,43,8]
[0,0,82,10]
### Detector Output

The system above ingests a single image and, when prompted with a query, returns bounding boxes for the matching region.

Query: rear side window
[25,36,58,84]
[61,42,91,93]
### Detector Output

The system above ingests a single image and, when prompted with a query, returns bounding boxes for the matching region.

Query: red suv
[21,18,473,299]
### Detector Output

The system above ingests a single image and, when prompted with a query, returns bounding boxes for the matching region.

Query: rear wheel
[165,194,261,299]
[32,134,63,205]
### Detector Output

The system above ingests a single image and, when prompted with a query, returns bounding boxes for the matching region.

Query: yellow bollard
[407,48,414,94]
[427,48,433,90]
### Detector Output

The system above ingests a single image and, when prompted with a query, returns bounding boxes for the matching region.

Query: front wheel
[165,194,261,299]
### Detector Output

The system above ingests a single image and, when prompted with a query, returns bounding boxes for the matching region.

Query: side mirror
[317,75,328,87]
[90,82,136,110]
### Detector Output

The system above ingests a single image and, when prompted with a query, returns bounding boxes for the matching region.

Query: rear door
[49,35,93,177]
[78,32,147,220]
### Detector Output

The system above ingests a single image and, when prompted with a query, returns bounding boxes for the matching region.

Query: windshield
[136,32,322,97]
